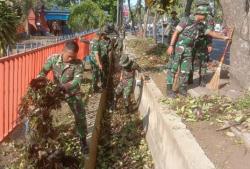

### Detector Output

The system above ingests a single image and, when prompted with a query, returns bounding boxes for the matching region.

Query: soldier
[188,1,215,86]
[110,54,138,113]
[166,6,230,97]
[165,11,180,45]
[88,32,106,92]
[99,33,109,88]
[38,40,89,155]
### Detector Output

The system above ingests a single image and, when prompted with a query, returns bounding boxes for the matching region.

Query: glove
[55,84,66,93]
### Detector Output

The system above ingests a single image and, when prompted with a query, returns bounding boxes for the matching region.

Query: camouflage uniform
[99,39,109,88]
[189,14,215,86]
[115,64,135,106]
[39,54,87,140]
[166,15,210,94]
[111,55,138,113]
[166,16,180,44]
[89,39,101,90]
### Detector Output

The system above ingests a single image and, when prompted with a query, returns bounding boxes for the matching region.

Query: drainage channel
[92,54,154,168]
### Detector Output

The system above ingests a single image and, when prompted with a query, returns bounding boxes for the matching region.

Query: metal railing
[6,30,97,56]
[0,31,96,142]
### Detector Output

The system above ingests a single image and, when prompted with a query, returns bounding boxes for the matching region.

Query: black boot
[188,72,194,85]
[179,86,188,97]
[80,138,89,157]
[166,84,176,98]
[109,96,117,113]
[125,106,130,113]
[199,76,206,87]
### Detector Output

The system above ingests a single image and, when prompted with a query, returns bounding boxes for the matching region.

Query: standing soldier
[165,11,180,45]
[188,1,215,86]
[99,34,109,88]
[89,32,106,92]
[166,6,230,97]
[38,40,89,155]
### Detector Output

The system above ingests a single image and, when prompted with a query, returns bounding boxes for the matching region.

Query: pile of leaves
[96,107,154,169]
[161,94,250,128]
[96,70,153,168]
[16,77,82,169]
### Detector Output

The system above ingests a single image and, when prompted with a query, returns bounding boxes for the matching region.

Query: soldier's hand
[167,46,174,56]
[99,64,103,71]
[223,36,231,41]
[55,84,66,93]
[207,46,213,53]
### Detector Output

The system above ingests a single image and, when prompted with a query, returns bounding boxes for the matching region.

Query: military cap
[119,54,132,67]
[195,0,209,6]
[195,5,209,15]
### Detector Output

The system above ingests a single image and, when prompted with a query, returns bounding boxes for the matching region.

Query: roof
[45,9,70,21]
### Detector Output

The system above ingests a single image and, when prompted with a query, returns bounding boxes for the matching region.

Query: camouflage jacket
[195,15,215,49]
[175,15,211,47]
[90,39,108,63]
[39,54,84,95]
[121,62,139,83]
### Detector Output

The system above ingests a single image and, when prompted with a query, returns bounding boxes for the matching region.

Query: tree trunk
[136,0,143,32]
[184,0,194,16]
[153,12,159,44]
[219,0,250,89]
[128,0,135,30]
[143,7,150,38]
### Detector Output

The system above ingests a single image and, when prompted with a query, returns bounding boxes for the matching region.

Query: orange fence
[0,32,96,142]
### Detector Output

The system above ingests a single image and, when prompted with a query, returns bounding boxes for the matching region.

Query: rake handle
[218,28,234,65]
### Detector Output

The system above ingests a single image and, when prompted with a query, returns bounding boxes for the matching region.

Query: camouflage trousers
[100,59,109,88]
[90,62,101,89]
[66,95,87,139]
[115,78,133,106]
[189,47,209,83]
[166,46,192,90]
[196,48,208,77]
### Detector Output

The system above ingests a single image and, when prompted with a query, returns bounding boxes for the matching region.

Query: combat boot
[188,72,194,85]
[199,76,206,87]
[179,86,188,97]
[166,84,176,98]
[125,106,130,113]
[80,138,89,157]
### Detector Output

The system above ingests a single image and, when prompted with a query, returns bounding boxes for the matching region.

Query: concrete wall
[136,76,215,169]
[220,0,250,89]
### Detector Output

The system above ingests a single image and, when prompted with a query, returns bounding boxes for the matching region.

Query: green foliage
[236,92,250,110]
[0,1,20,57]
[92,0,117,22]
[145,0,178,14]
[68,0,106,32]
[44,0,77,9]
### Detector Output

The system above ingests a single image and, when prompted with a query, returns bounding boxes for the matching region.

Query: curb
[135,73,216,169]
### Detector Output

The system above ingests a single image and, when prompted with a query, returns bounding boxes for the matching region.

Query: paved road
[210,39,230,65]
[157,35,230,65]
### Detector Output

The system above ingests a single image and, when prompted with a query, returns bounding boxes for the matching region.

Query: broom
[207,27,234,90]
[172,64,181,92]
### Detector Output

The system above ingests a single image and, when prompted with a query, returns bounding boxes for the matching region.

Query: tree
[184,0,193,16]
[0,1,20,57]
[128,0,135,30]
[92,0,117,22]
[68,0,106,32]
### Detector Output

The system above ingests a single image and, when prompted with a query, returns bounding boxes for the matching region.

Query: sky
[124,0,138,6]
